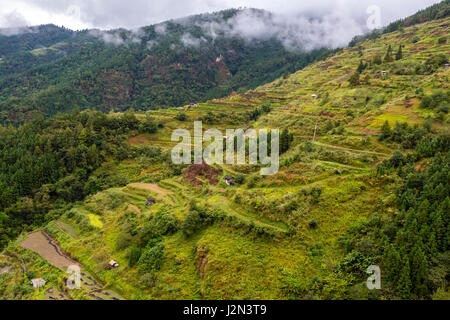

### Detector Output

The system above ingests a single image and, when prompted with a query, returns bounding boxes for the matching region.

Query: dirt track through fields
[20,231,80,269]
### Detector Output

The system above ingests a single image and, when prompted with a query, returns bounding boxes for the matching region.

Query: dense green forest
[0,24,74,56]
[0,9,334,125]
[340,127,449,299]
[0,110,166,248]
[0,2,448,301]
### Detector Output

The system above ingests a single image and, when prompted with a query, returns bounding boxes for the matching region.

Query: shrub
[246,176,260,188]
[372,56,382,65]
[138,209,179,246]
[234,174,246,185]
[175,113,187,121]
[349,72,360,87]
[309,220,318,229]
[151,209,179,235]
[283,200,298,213]
[438,104,448,114]
[437,37,447,45]
[389,150,404,168]
[139,273,158,288]
[138,243,165,274]
[304,142,314,152]
[380,121,392,141]
[181,210,204,237]
[310,187,323,205]
[181,205,218,237]
[420,91,450,110]
[424,54,448,72]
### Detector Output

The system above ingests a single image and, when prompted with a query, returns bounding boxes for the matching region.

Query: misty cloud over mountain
[82,8,371,52]
[0,0,442,48]
[178,8,369,51]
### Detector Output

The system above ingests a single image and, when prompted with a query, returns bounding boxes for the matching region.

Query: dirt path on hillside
[20,231,80,269]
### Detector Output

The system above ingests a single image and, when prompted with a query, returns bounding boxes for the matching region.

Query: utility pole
[313,119,318,142]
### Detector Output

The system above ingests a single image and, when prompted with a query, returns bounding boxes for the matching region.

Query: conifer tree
[349,72,360,87]
[384,44,394,62]
[280,129,290,154]
[380,121,391,140]
[357,60,367,73]
[396,45,403,60]
[409,245,428,297]
[397,257,412,299]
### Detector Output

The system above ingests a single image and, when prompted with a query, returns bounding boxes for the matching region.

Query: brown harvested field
[129,183,171,196]
[127,134,158,146]
[20,231,80,269]
[183,162,222,186]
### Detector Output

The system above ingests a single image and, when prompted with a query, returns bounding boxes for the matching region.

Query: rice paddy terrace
[1,16,448,300]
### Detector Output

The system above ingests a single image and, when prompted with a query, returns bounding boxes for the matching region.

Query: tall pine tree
[384,45,394,63]
[396,45,403,60]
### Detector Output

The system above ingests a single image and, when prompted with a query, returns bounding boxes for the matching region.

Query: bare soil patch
[20,231,80,269]
[129,183,171,196]
[183,162,222,186]
[0,266,12,276]
[127,134,158,146]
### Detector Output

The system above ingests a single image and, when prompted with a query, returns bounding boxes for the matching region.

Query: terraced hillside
[0,14,448,300]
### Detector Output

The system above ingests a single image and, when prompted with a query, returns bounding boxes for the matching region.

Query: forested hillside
[0,8,333,125]
[0,3,448,301]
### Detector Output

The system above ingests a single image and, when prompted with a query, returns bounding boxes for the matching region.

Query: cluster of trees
[340,132,449,299]
[248,103,272,121]
[122,197,282,280]
[184,200,280,240]
[280,128,294,154]
[349,1,450,47]
[420,90,449,114]
[118,208,180,278]
[0,24,73,57]
[379,120,429,149]
[383,0,450,34]
[383,44,403,63]
[349,44,405,87]
[181,202,218,237]
[121,203,216,277]
[0,110,160,249]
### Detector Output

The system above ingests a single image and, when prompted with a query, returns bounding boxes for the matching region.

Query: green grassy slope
[1,14,448,300]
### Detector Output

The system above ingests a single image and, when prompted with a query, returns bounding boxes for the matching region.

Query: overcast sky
[0,0,442,31]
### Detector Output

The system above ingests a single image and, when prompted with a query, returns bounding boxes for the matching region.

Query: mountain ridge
[0,2,449,301]
[0,8,336,125]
